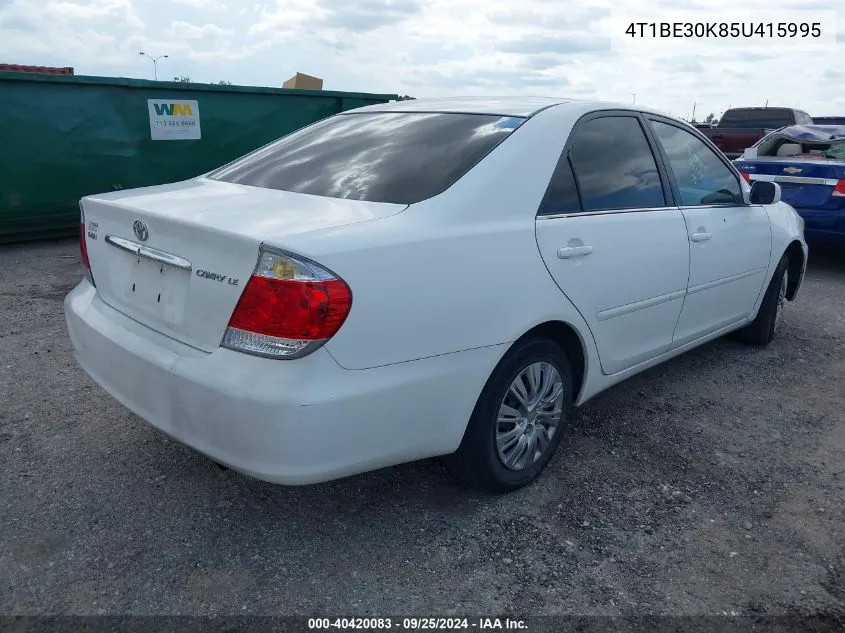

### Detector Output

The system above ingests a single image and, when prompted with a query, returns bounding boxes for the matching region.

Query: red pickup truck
[702,107,814,159]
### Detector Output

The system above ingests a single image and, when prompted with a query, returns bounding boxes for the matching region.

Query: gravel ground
[1,238,843,618]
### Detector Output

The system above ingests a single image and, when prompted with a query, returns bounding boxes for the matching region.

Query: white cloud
[0,0,143,64]
[172,0,227,9]
[170,20,232,40]
[0,0,842,116]
[45,0,143,29]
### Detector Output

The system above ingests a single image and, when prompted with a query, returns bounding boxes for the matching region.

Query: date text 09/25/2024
[307,618,528,630]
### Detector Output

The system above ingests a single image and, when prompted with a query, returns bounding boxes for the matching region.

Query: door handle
[690,232,712,242]
[557,245,593,259]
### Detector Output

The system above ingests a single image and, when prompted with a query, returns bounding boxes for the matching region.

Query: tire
[445,337,573,493]
[736,254,789,346]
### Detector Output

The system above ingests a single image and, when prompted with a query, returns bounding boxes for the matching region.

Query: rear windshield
[208,112,525,204]
[719,109,794,129]
[758,139,845,160]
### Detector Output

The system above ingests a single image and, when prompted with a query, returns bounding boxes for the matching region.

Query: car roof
[346,96,579,117]
[346,96,672,119]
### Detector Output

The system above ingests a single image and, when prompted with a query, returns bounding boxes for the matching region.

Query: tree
[173,75,191,83]
[216,80,232,85]
[396,94,416,101]
[705,112,718,125]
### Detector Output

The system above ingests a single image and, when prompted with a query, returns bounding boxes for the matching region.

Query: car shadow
[806,239,844,275]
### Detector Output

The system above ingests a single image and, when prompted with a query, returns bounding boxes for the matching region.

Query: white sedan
[65,97,808,492]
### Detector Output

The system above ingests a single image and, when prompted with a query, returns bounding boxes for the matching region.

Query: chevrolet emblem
[783,167,802,174]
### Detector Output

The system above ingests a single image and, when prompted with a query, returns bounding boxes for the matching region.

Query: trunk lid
[734,158,845,210]
[81,177,405,352]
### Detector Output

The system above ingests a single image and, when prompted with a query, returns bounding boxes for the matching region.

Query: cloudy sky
[0,0,843,120]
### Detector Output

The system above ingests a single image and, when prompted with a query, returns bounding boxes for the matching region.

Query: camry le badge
[133,219,149,241]
[783,167,802,174]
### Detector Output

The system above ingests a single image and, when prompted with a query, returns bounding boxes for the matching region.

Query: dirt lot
[1,238,843,619]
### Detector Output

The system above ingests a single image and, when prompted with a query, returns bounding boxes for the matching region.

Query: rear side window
[567,116,666,211]
[208,112,524,205]
[538,156,581,215]
[649,121,743,206]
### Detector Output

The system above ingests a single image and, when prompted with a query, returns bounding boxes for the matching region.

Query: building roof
[0,64,74,75]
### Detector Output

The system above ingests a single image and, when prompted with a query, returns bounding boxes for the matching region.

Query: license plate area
[124,255,190,324]
[779,183,833,207]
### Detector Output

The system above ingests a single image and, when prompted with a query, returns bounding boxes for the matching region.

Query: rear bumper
[793,207,845,241]
[64,281,501,484]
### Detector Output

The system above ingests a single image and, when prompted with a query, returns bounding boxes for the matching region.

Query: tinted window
[568,116,666,211]
[208,112,524,204]
[538,156,581,215]
[650,121,743,206]
[719,109,794,129]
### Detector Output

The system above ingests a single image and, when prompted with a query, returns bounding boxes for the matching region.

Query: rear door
[645,117,771,345]
[535,112,690,375]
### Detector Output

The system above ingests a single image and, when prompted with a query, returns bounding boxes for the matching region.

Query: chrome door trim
[537,206,677,220]
[105,235,192,271]
[747,174,839,186]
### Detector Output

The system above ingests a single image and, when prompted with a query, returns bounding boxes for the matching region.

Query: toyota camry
[65,97,808,492]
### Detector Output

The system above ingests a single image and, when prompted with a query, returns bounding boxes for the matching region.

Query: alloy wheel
[496,362,564,471]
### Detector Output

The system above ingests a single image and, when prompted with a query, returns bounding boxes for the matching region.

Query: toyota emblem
[133,219,149,241]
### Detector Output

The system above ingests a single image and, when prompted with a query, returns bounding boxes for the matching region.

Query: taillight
[739,171,751,183]
[79,206,95,287]
[833,179,845,197]
[221,248,352,359]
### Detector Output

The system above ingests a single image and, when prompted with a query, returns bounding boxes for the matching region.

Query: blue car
[734,124,845,243]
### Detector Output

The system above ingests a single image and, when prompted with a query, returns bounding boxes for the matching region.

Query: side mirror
[750,180,781,205]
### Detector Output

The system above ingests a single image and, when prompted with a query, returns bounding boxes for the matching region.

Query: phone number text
[153,120,197,127]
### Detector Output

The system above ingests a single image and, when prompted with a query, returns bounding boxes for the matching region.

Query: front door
[535,114,690,375]
[645,118,772,345]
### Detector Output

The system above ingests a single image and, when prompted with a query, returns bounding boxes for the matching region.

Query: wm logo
[153,103,193,116]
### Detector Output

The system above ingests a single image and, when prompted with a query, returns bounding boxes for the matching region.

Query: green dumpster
[0,72,397,243]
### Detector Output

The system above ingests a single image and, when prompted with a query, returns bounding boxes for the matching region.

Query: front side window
[208,112,524,205]
[649,121,743,206]
[567,116,666,211]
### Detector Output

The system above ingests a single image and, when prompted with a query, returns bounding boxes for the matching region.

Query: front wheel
[445,337,573,493]
[736,254,789,346]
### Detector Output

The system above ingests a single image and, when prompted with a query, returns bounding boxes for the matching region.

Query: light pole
[139,51,168,80]
[632,93,636,104]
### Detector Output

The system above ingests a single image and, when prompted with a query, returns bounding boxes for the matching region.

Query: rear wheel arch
[446,333,576,492]
[512,321,587,405]
[783,240,804,300]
